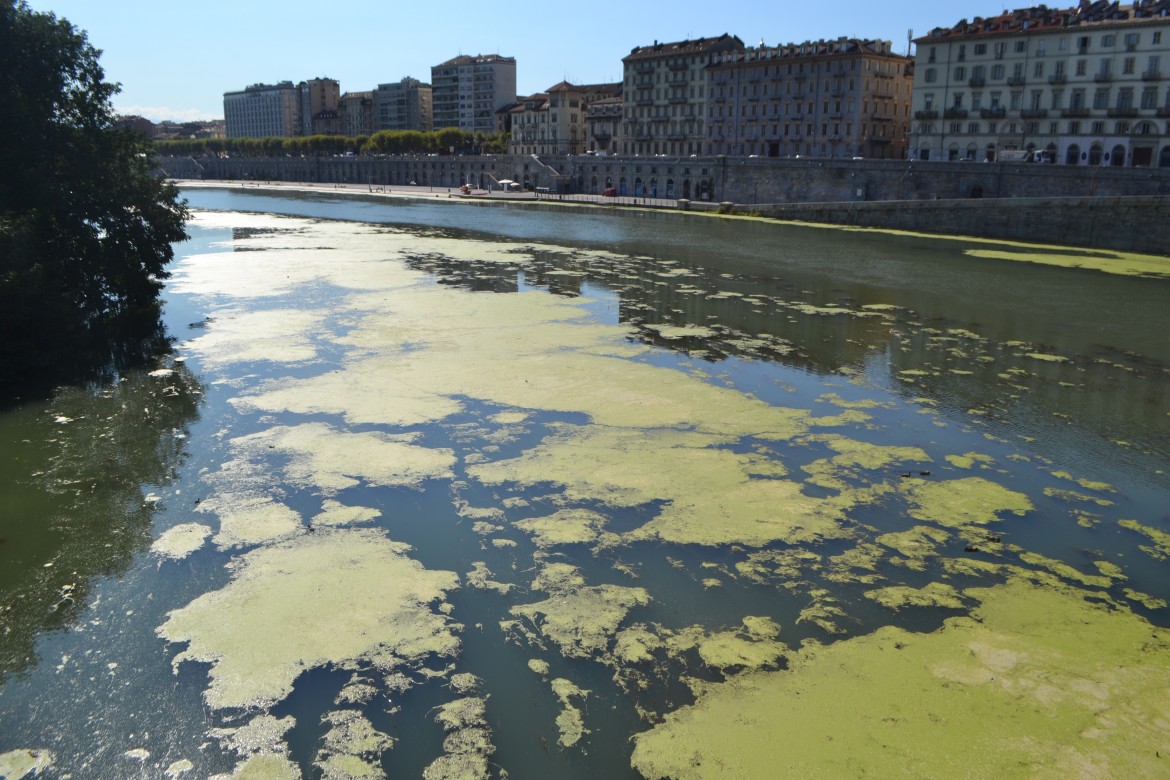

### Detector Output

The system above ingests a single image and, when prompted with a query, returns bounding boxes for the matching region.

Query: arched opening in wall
[1044,142,1058,163]
[619,177,628,196]
[1088,142,1103,165]
[919,146,930,161]
[605,176,613,190]
[650,177,658,197]
[683,179,692,199]
[984,143,997,162]
[966,143,978,161]
[1131,121,1158,166]
[666,179,676,198]
[1110,144,1126,166]
[591,175,598,192]
[1160,146,1170,168]
[634,177,644,197]
[1066,143,1081,165]
[948,143,960,161]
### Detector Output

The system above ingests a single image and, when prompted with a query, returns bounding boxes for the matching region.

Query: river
[1,186,1168,779]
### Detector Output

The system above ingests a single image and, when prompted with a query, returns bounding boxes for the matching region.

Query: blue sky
[28,0,988,122]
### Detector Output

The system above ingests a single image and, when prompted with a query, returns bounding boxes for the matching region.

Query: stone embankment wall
[160,154,1170,255]
[684,196,1170,255]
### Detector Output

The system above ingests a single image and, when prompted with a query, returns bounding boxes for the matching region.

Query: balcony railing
[1142,70,1163,81]
[969,76,986,87]
[1106,107,1139,117]
[1094,73,1114,82]
[1020,108,1049,118]
[914,109,939,120]
[1007,76,1026,86]
[1061,107,1090,117]
[944,108,969,119]
[980,107,1007,119]
[1048,74,1067,84]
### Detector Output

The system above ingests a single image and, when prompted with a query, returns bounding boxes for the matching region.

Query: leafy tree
[0,0,188,392]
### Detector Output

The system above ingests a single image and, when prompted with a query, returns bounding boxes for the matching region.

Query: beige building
[585,87,624,154]
[341,91,374,138]
[300,78,341,136]
[509,82,622,155]
[373,78,432,132]
[622,34,745,156]
[431,54,517,134]
[707,38,913,159]
[911,2,1170,166]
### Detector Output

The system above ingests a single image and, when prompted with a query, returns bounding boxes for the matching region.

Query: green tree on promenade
[0,0,188,392]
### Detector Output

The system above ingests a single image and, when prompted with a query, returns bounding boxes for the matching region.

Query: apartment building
[341,91,374,138]
[300,78,341,136]
[373,78,433,132]
[509,82,622,155]
[223,81,301,138]
[622,34,745,156]
[431,54,517,134]
[707,38,913,159]
[911,1,1170,166]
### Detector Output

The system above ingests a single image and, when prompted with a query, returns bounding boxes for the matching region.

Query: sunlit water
[1,187,1167,779]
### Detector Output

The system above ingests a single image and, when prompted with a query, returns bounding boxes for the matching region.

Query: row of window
[924,55,1163,83]
[917,119,1165,135]
[925,30,1163,63]
[923,85,1170,111]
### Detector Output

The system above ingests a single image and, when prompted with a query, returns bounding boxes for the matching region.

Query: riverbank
[174,179,1170,276]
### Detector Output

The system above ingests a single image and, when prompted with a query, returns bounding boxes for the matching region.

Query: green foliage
[155,129,510,158]
[0,0,189,392]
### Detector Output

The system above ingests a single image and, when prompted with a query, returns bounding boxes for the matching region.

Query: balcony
[969,76,986,87]
[871,112,895,121]
[1007,76,1027,86]
[914,109,939,120]
[944,108,969,119]
[1094,73,1114,82]
[1061,107,1090,117]
[668,60,688,71]
[1047,74,1067,84]
[1107,107,1139,118]
[1157,106,1170,117]
[1020,108,1049,118]
[980,107,1007,119]
[1142,70,1163,81]
[634,62,655,74]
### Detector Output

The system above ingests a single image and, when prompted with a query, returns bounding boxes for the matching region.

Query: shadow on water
[0,356,204,679]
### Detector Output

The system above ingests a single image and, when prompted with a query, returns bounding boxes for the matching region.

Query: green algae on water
[151,523,212,560]
[158,529,460,710]
[0,749,54,780]
[631,577,1170,779]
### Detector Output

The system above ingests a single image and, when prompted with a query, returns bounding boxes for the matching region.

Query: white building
[431,54,517,134]
[911,2,1170,166]
[223,82,301,138]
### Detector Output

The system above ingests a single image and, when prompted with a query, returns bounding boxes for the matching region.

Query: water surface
[1,187,1167,779]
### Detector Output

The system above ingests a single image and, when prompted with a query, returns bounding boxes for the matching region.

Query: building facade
[509,82,622,155]
[707,38,913,159]
[373,78,433,132]
[911,2,1170,166]
[622,34,745,156]
[223,81,301,138]
[341,91,374,138]
[300,78,341,136]
[431,54,517,134]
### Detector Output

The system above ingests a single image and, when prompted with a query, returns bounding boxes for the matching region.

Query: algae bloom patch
[159,528,460,710]
[630,577,1170,779]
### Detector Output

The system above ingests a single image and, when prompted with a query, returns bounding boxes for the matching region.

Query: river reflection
[0,189,1167,780]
